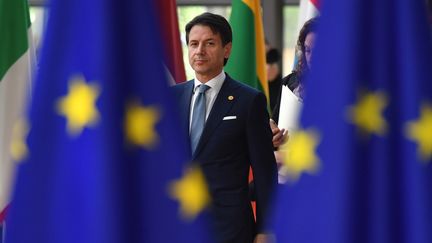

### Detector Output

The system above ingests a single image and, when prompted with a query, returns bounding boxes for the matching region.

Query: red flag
[154,0,186,84]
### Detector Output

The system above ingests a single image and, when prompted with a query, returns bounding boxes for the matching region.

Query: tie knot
[197,84,210,94]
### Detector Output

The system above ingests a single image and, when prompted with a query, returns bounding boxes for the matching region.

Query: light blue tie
[190,84,210,154]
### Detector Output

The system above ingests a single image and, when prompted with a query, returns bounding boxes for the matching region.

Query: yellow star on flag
[348,91,388,136]
[280,129,320,182]
[56,75,100,136]
[10,119,30,162]
[405,104,432,162]
[124,102,161,149]
[168,166,211,220]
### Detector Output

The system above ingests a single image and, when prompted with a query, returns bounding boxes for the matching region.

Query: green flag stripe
[0,0,31,80]
[25,0,31,28]
[225,0,258,89]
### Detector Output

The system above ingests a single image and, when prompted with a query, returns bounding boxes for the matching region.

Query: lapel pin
[228,95,234,101]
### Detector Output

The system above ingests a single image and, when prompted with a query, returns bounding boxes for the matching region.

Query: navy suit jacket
[171,74,277,243]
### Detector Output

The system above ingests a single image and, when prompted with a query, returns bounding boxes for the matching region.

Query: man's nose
[196,43,205,53]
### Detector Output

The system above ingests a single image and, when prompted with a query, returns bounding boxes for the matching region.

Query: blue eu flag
[272,0,432,242]
[5,0,211,242]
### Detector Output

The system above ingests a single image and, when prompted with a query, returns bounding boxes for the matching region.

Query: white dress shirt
[189,71,226,132]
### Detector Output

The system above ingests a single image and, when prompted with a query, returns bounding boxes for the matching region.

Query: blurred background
[28,0,426,80]
[26,0,432,79]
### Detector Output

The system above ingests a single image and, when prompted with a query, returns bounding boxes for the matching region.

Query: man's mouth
[195,59,207,64]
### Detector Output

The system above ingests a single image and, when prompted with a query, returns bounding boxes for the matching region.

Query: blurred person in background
[271,17,319,151]
[266,48,283,113]
[272,17,319,124]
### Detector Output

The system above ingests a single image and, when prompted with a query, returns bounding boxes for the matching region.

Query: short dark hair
[185,12,232,47]
[266,48,281,64]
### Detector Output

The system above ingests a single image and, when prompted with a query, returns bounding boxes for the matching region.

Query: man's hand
[270,119,288,148]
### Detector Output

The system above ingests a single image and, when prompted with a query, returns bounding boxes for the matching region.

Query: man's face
[266,63,279,81]
[187,25,231,81]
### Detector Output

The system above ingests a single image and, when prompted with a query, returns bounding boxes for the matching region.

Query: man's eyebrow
[190,37,216,42]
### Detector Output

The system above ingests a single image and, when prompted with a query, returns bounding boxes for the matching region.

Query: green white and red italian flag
[0,0,34,222]
[225,0,269,101]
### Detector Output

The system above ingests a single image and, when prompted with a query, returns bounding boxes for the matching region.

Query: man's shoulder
[225,75,262,97]
[170,80,193,101]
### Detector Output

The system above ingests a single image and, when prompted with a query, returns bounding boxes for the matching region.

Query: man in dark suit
[171,12,277,243]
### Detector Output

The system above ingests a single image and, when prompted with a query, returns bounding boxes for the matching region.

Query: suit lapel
[193,76,238,158]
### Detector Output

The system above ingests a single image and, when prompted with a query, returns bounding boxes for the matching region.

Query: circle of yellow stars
[11,73,212,223]
[56,75,100,136]
[54,74,211,221]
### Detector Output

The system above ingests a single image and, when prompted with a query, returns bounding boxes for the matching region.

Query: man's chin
[193,68,209,75]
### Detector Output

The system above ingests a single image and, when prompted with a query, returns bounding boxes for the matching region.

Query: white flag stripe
[0,26,34,218]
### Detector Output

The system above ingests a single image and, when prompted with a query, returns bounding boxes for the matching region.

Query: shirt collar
[193,71,226,93]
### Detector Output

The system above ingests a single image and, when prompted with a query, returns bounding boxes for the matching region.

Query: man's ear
[224,42,232,58]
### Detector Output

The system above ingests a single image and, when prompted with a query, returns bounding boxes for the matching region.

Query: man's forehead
[190,25,221,37]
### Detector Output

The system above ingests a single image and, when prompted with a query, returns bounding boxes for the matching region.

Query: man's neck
[195,70,224,83]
